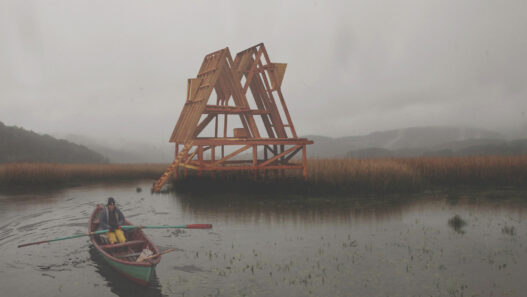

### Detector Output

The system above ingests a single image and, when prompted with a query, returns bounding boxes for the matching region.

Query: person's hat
[107,197,116,206]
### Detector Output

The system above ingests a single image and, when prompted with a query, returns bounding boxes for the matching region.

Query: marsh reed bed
[174,156,527,195]
[0,163,166,188]
[1,156,526,193]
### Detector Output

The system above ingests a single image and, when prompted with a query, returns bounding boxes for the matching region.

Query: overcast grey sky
[1,0,526,146]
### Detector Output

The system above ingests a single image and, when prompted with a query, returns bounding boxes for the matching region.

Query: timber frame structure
[152,43,313,192]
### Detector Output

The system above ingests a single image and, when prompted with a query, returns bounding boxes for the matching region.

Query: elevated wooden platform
[152,43,313,192]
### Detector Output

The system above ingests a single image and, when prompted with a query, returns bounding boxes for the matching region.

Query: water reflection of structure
[173,191,527,226]
[88,246,166,297]
[171,192,428,225]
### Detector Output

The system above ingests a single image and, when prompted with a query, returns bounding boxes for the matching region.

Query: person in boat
[99,197,127,244]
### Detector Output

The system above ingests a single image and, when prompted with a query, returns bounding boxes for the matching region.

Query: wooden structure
[152,43,313,192]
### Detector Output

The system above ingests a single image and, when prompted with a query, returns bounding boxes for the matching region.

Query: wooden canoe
[89,204,161,286]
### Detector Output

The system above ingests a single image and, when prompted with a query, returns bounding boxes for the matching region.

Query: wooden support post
[222,114,227,159]
[302,145,307,180]
[273,144,278,177]
[252,145,257,180]
[198,145,203,177]
[224,114,228,137]
[280,144,285,176]
[211,145,215,179]
[264,145,268,161]
[214,115,218,138]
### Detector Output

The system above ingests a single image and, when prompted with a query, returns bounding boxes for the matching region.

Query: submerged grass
[1,156,526,194]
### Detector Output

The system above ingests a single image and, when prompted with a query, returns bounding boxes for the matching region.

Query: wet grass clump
[448,215,467,234]
[501,225,516,236]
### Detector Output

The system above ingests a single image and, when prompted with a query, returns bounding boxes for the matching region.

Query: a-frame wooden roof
[169,43,297,144]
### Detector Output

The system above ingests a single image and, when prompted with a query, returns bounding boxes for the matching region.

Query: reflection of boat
[89,204,161,286]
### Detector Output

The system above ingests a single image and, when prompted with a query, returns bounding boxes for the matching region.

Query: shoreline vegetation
[1,156,526,194]
[173,156,527,195]
[0,163,166,189]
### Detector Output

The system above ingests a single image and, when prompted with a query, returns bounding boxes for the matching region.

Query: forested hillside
[0,122,108,163]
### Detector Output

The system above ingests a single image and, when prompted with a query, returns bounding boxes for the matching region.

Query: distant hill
[346,138,527,159]
[305,126,507,158]
[0,121,108,163]
[303,126,527,159]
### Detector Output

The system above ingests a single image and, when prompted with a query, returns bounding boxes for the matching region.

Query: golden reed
[306,156,527,190]
[1,156,526,191]
[0,163,166,187]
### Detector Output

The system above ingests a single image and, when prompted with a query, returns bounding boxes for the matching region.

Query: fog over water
[1,0,526,148]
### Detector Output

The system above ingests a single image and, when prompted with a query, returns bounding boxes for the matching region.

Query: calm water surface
[0,181,526,297]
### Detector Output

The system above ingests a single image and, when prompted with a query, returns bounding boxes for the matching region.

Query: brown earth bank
[1,156,526,194]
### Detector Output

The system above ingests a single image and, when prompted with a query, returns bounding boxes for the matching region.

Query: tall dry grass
[1,156,526,193]
[175,156,527,195]
[308,156,527,188]
[0,163,167,188]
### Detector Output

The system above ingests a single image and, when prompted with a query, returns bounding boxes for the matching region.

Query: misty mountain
[0,121,107,163]
[45,125,525,163]
[62,134,173,164]
[305,126,506,158]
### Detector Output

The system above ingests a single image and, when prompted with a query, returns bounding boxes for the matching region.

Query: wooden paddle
[122,224,213,230]
[17,224,212,248]
[17,230,108,248]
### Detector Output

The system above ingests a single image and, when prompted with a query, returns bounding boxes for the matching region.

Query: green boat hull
[101,252,154,286]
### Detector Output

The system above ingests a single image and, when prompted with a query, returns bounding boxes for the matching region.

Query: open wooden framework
[152,43,313,192]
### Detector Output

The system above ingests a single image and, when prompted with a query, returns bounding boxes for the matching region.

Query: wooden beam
[283,146,302,162]
[211,144,252,166]
[242,46,264,94]
[258,145,301,168]
[191,165,303,171]
[302,145,307,179]
[193,114,215,137]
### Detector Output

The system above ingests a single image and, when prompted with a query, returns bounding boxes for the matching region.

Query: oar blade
[17,240,48,248]
[185,224,212,229]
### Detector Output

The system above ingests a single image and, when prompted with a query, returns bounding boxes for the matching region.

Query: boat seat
[100,240,145,250]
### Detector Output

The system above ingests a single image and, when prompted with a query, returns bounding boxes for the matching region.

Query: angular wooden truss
[152,43,313,192]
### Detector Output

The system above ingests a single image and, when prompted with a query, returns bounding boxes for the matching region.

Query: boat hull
[100,251,154,286]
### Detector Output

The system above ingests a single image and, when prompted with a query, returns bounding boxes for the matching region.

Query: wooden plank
[187,78,202,101]
[195,165,303,171]
[191,138,313,145]
[242,46,264,94]
[283,146,302,162]
[223,57,260,138]
[276,88,297,138]
[211,145,251,166]
[302,145,307,179]
[256,59,287,138]
[193,114,215,137]
[269,63,287,90]
[258,145,301,168]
